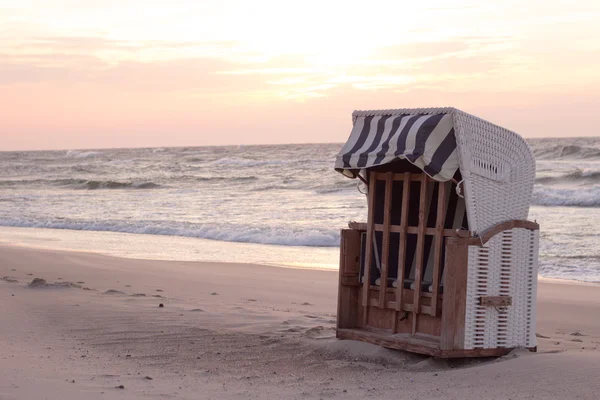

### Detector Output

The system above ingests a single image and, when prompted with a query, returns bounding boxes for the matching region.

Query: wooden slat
[376,224,457,237]
[361,172,377,327]
[369,285,435,298]
[340,276,360,286]
[393,172,411,333]
[338,326,513,358]
[452,241,469,350]
[337,229,361,329]
[430,181,448,316]
[440,237,469,350]
[337,229,347,330]
[412,174,428,335]
[350,222,459,238]
[378,172,393,308]
[337,328,441,357]
[353,219,539,242]
[369,299,433,315]
[391,172,430,182]
[337,328,513,358]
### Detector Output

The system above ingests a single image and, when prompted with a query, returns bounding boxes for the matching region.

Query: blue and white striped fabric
[335,113,459,182]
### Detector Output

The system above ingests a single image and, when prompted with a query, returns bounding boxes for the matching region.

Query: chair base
[336,328,516,358]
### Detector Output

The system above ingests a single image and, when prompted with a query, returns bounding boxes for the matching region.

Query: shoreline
[1,225,599,286]
[0,225,340,271]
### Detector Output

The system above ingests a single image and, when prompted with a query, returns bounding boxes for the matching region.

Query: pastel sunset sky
[1,0,599,150]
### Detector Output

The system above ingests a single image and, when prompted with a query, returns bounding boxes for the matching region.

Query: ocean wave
[71,180,162,190]
[312,179,362,194]
[209,157,297,168]
[535,168,600,185]
[532,144,600,160]
[194,175,258,182]
[0,178,162,190]
[0,220,340,247]
[251,184,294,192]
[65,150,102,159]
[538,260,600,284]
[185,157,206,163]
[314,187,349,194]
[314,185,359,194]
[251,179,359,193]
[532,186,600,207]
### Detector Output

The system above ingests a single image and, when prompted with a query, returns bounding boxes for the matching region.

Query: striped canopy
[335,112,460,182]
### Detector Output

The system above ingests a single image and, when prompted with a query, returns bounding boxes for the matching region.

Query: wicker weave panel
[464,228,539,349]
[452,111,535,234]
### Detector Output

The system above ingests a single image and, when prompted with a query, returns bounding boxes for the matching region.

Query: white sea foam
[66,150,102,158]
[538,260,600,283]
[532,186,600,207]
[0,219,340,247]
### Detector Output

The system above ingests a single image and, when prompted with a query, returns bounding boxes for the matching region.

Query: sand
[1,244,600,399]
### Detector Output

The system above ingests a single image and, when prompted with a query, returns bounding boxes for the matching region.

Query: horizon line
[2,134,600,153]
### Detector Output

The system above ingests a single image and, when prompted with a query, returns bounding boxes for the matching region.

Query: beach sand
[1,243,600,399]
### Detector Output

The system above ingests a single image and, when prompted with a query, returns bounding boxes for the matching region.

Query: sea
[1,137,599,283]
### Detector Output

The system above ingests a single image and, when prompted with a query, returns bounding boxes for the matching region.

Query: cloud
[0,32,551,101]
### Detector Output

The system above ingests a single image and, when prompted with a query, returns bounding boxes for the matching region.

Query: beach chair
[334,108,539,358]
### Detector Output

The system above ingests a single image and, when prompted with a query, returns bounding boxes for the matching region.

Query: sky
[1,0,599,150]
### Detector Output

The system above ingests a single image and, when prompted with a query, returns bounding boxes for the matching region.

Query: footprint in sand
[26,273,33,276]
[282,327,303,333]
[76,281,85,284]
[304,326,336,340]
[211,292,218,296]
[125,285,132,288]
[190,308,204,312]
[247,299,257,302]
[2,277,19,283]
[27,278,81,289]
[303,326,324,335]
[104,289,126,295]
[301,302,312,306]
[152,294,164,298]
[131,293,146,297]
[28,278,47,287]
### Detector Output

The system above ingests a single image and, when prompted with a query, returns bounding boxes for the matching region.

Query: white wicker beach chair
[335,107,539,357]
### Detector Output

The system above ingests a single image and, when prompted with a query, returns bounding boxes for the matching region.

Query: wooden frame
[337,170,540,358]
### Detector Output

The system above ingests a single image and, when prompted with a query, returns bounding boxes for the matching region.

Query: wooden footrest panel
[336,328,513,358]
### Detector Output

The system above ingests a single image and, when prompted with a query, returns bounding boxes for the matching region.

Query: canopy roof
[335,110,459,181]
